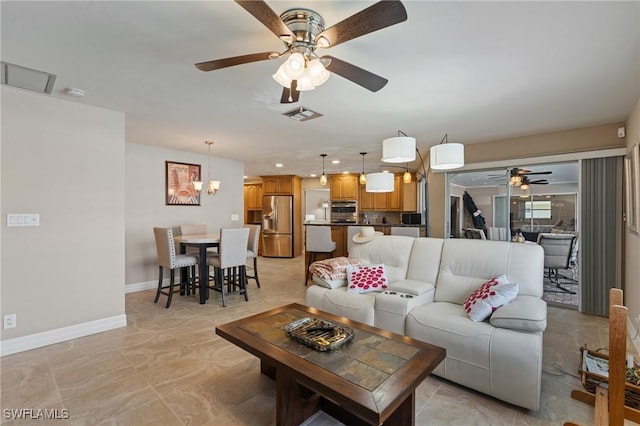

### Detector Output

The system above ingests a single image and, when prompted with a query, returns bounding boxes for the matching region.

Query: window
[525,200,551,219]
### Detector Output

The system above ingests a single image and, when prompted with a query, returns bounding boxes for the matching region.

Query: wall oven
[330,200,357,223]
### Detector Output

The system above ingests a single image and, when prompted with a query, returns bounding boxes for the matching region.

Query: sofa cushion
[346,264,389,293]
[406,302,493,370]
[463,275,518,321]
[490,296,547,332]
[348,236,414,283]
[436,239,544,304]
[388,279,434,296]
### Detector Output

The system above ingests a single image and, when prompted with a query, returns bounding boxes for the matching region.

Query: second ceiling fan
[195,0,408,103]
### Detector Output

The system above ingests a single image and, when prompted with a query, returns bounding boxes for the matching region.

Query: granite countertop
[304,222,423,227]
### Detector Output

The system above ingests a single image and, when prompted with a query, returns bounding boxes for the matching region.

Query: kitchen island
[304,223,424,279]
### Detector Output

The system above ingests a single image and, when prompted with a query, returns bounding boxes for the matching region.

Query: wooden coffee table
[216,303,445,426]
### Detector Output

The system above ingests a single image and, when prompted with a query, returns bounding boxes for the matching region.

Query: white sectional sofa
[306,236,547,410]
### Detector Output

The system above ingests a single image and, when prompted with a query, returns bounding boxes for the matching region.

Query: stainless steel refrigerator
[262,195,293,257]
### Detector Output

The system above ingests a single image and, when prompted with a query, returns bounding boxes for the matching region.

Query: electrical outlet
[4,314,16,329]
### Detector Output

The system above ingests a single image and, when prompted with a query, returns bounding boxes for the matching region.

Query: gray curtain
[580,156,623,316]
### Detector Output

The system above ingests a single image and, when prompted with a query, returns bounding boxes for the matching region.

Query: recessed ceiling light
[243,175,248,179]
[310,173,317,177]
[275,163,283,168]
[332,160,340,164]
[342,171,349,174]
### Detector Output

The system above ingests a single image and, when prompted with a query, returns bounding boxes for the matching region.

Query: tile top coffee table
[215,303,446,426]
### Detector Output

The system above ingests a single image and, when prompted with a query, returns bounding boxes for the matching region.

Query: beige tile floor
[1,254,637,425]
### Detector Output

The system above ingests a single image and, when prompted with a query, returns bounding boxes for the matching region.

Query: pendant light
[359,152,367,185]
[319,154,328,186]
[403,163,412,184]
[193,140,221,195]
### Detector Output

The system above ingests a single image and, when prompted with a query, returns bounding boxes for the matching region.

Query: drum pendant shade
[366,172,394,192]
[382,136,416,163]
[430,143,464,170]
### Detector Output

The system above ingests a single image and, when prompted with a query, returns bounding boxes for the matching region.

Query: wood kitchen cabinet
[330,226,347,258]
[359,173,418,212]
[329,174,359,201]
[244,184,263,210]
[262,175,297,195]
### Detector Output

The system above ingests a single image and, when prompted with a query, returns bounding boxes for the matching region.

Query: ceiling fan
[195,0,408,103]
[488,167,552,188]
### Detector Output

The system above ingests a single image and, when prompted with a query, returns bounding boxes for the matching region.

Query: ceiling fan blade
[322,56,388,92]
[530,180,549,184]
[280,80,300,104]
[523,171,552,175]
[195,52,276,71]
[317,1,407,48]
[235,0,294,40]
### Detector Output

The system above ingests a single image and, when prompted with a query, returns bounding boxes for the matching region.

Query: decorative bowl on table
[284,317,354,352]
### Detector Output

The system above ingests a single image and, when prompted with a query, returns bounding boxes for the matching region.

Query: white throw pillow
[346,264,389,294]
[463,275,518,321]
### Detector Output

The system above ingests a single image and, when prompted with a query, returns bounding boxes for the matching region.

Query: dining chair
[464,228,487,240]
[245,224,261,287]
[153,227,198,308]
[390,227,419,237]
[538,233,576,294]
[305,226,336,285]
[206,227,250,307]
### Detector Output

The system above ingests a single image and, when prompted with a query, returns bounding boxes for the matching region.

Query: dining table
[174,233,220,304]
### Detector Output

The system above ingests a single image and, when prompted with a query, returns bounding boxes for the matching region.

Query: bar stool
[305,226,336,285]
[207,228,250,307]
[245,224,261,287]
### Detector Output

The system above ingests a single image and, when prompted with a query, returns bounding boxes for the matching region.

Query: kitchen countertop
[304,222,423,227]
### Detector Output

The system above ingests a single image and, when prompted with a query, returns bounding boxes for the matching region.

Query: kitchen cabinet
[330,226,347,257]
[359,173,418,212]
[262,175,297,195]
[330,174,359,201]
[244,184,263,210]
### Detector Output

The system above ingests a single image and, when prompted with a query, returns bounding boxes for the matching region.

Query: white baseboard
[0,314,127,357]
[125,280,157,293]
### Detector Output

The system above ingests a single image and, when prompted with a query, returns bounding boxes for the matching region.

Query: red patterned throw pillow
[346,264,388,294]
[464,275,518,321]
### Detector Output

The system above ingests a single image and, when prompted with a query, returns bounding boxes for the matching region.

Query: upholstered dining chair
[206,227,250,307]
[245,224,261,288]
[464,228,487,240]
[305,226,336,285]
[153,227,198,308]
[390,227,420,237]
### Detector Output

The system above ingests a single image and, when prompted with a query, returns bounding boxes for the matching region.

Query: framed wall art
[165,161,201,206]
[625,143,640,233]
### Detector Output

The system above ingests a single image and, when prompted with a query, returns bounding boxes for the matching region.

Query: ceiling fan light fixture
[308,59,330,86]
[382,136,416,163]
[520,183,530,191]
[296,71,315,91]
[273,64,292,88]
[283,52,305,79]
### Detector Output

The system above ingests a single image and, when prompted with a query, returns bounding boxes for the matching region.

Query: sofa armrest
[490,296,547,332]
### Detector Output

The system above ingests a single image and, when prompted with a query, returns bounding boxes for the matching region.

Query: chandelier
[192,141,221,196]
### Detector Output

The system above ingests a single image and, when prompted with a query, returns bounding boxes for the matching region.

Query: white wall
[1,86,125,343]
[125,143,244,287]
[625,96,640,353]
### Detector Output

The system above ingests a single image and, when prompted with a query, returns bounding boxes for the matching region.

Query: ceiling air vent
[1,62,57,94]
[282,106,323,122]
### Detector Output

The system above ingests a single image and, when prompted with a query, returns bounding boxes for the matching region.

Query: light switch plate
[231,214,240,221]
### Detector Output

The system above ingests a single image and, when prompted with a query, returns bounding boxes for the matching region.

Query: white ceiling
[2,1,638,180]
